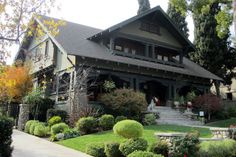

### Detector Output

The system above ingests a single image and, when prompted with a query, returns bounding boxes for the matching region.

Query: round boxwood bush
[105,142,123,157]
[24,120,38,133]
[48,116,62,128]
[115,116,127,123]
[119,138,148,156]
[29,121,40,135]
[86,143,106,157]
[143,113,156,126]
[34,124,47,137]
[51,122,69,135]
[128,151,164,157]
[99,114,115,130]
[113,120,143,139]
[149,140,169,157]
[76,117,97,135]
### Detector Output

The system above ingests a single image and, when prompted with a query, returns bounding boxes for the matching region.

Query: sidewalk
[12,130,92,157]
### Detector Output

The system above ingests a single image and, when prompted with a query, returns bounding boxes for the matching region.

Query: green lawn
[58,124,212,152]
[206,118,236,127]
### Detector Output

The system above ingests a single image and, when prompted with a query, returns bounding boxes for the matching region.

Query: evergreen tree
[190,2,236,95]
[167,2,189,38]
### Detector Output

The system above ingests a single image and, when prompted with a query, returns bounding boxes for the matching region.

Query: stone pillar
[17,104,29,131]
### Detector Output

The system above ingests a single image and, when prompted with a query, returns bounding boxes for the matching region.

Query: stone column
[17,104,29,131]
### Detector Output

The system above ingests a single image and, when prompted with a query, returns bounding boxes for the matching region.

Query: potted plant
[173,95,180,108]
[185,91,196,112]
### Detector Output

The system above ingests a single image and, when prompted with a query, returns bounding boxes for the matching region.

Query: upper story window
[32,47,41,62]
[140,21,161,35]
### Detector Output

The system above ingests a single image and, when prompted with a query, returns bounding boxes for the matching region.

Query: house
[15,6,222,112]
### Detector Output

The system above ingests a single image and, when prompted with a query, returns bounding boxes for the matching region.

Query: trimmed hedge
[51,122,69,135]
[76,117,97,135]
[99,114,114,131]
[119,138,148,156]
[0,116,14,157]
[34,124,47,137]
[143,113,156,126]
[48,116,62,128]
[128,151,164,157]
[105,142,123,157]
[86,143,106,157]
[29,121,40,135]
[113,120,143,139]
[47,109,68,122]
[24,120,38,133]
[199,139,236,157]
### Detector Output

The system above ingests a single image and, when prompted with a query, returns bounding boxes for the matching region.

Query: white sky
[8,0,195,64]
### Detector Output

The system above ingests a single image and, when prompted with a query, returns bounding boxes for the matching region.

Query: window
[140,21,161,35]
[34,47,41,62]
[45,40,49,57]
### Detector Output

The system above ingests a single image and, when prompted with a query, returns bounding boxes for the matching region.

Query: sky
[8,0,195,64]
[50,0,194,41]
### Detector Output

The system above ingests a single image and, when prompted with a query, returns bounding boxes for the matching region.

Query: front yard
[58,124,212,152]
[206,118,236,127]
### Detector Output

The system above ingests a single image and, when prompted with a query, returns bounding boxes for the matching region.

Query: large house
[16,6,221,112]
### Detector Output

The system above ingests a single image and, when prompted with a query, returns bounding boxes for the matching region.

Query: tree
[137,0,150,15]
[0,62,32,103]
[0,0,62,65]
[171,0,236,96]
[167,0,189,38]
[233,0,236,38]
[193,93,223,120]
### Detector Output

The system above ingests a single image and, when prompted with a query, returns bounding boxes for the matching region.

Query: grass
[206,118,236,127]
[58,124,212,152]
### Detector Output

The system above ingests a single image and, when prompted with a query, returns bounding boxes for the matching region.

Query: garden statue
[137,0,151,15]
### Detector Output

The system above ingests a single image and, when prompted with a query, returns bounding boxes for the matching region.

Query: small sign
[199,111,204,117]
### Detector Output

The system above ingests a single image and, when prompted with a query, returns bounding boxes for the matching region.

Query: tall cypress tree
[190,2,236,95]
[167,2,189,38]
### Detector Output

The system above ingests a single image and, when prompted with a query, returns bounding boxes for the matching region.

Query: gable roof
[17,7,222,81]
[88,6,194,52]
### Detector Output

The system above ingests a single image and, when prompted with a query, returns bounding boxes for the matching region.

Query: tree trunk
[234,0,236,38]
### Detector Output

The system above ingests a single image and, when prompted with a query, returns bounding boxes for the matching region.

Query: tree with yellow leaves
[0,62,33,104]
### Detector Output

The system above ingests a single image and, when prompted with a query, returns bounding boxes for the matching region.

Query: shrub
[113,120,143,139]
[63,128,80,140]
[76,117,97,135]
[105,142,123,157]
[48,116,62,128]
[119,138,148,156]
[227,107,236,118]
[169,132,200,157]
[86,143,106,157]
[199,139,236,157]
[143,113,156,126]
[128,151,164,157]
[99,114,114,130]
[193,94,222,120]
[47,109,68,122]
[24,120,38,133]
[115,116,127,123]
[0,116,13,157]
[34,124,47,137]
[29,121,40,135]
[100,89,147,119]
[149,140,169,157]
[51,122,69,135]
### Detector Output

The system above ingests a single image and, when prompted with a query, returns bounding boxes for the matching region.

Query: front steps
[150,106,203,126]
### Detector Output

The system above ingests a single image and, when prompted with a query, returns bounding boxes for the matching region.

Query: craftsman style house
[15,6,221,111]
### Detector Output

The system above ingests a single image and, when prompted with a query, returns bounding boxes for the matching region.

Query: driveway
[12,130,92,157]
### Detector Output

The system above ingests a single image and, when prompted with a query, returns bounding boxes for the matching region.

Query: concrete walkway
[12,130,92,157]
